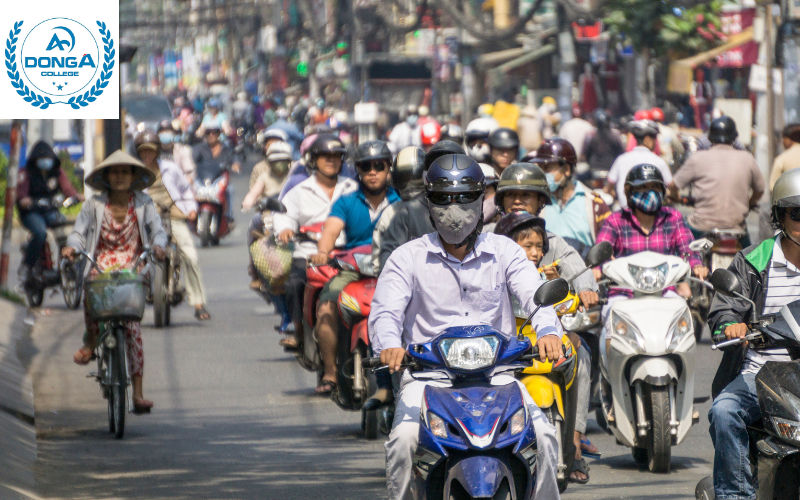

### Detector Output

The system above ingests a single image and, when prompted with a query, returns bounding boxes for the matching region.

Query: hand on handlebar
[537,335,564,363]
[310,252,329,266]
[152,245,166,261]
[62,246,76,261]
[693,265,709,281]
[578,290,599,310]
[725,323,748,341]
[380,348,407,374]
[231,162,241,174]
[278,229,295,244]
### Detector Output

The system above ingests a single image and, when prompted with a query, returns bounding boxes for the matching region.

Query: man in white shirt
[369,154,562,500]
[607,120,672,208]
[558,113,595,161]
[273,134,357,347]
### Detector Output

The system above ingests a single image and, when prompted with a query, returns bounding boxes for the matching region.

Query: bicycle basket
[250,237,293,288]
[86,270,146,322]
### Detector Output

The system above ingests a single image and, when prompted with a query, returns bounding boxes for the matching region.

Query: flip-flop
[315,380,336,396]
[133,399,153,414]
[73,347,94,365]
[194,306,211,321]
[581,439,601,459]
[568,457,590,484]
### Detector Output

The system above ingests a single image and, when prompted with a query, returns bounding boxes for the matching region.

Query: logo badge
[1,2,119,118]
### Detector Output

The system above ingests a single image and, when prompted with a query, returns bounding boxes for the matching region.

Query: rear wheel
[198,212,211,247]
[646,385,672,472]
[153,259,169,328]
[25,287,44,308]
[632,447,648,464]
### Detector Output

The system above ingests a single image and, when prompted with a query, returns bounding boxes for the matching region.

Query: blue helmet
[425,154,485,194]
[207,98,221,109]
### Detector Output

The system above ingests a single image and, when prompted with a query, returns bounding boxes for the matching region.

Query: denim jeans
[19,209,63,268]
[708,373,760,500]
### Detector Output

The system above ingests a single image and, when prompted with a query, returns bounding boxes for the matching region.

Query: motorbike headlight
[509,408,526,435]
[354,253,376,277]
[667,310,694,350]
[628,263,669,293]
[104,334,117,349]
[427,411,448,439]
[560,309,601,331]
[772,417,800,446]
[439,336,500,371]
[610,311,645,351]
[554,299,574,315]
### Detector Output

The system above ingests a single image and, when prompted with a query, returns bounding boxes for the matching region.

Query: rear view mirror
[584,242,613,269]
[709,269,743,297]
[534,278,570,307]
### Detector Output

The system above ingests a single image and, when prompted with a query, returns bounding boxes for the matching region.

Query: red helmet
[536,137,578,167]
[420,121,442,146]
[633,109,653,121]
[650,107,665,123]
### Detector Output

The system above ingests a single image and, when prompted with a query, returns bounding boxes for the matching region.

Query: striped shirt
[742,236,794,374]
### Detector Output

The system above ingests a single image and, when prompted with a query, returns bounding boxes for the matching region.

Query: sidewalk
[0,298,39,500]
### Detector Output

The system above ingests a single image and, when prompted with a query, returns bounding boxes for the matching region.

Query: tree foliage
[603,0,728,58]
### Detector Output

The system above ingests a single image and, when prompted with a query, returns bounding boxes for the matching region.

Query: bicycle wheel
[153,259,169,328]
[61,258,83,310]
[111,328,126,439]
[105,349,115,434]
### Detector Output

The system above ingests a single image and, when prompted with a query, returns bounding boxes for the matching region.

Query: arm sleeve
[672,157,695,189]
[272,190,300,233]
[379,205,410,273]
[607,160,620,184]
[368,247,414,355]
[57,170,78,198]
[15,169,29,202]
[504,241,563,339]
[672,211,701,268]
[708,252,752,335]
[144,200,168,248]
[66,200,93,252]
[658,159,673,185]
[751,157,766,194]
[595,216,621,260]
[328,196,348,222]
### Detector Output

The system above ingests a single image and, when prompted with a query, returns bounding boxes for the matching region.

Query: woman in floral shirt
[64,150,167,413]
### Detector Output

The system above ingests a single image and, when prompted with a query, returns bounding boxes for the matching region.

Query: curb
[0,298,38,499]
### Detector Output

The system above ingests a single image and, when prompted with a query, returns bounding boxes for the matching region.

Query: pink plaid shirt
[596,207,701,269]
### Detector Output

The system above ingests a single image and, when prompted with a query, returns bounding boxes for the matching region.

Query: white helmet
[480,163,499,187]
[266,141,292,162]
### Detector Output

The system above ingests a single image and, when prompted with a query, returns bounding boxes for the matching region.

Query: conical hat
[85,150,155,191]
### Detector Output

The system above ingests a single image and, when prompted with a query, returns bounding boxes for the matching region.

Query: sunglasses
[428,191,482,206]
[356,161,388,174]
[789,207,800,221]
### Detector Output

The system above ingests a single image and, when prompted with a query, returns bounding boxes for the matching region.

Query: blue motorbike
[367,279,569,500]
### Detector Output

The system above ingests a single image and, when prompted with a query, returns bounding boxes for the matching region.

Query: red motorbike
[193,170,232,247]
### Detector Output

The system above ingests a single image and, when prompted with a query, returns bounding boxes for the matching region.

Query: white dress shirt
[158,159,198,216]
[369,232,562,355]
[608,146,672,208]
[273,174,358,259]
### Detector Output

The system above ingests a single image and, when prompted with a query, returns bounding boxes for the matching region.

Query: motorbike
[151,204,185,327]
[81,247,152,439]
[598,251,700,472]
[20,195,84,309]
[515,242,611,492]
[365,278,571,500]
[193,170,232,247]
[696,268,800,500]
[333,245,382,439]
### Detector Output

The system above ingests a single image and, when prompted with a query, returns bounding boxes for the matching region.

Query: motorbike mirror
[689,238,713,253]
[584,242,613,269]
[534,278,570,307]
[709,268,742,297]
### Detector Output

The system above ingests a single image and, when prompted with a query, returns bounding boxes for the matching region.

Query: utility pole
[0,120,23,288]
[765,3,775,168]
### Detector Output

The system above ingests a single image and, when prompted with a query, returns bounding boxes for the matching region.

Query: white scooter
[598,251,699,473]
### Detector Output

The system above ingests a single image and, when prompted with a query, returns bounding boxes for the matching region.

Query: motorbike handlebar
[363,356,381,368]
[711,333,727,345]
[518,343,567,362]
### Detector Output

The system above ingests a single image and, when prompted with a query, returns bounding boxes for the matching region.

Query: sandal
[133,398,153,414]
[315,379,336,396]
[568,457,590,484]
[195,306,211,321]
[581,439,601,459]
[73,346,94,365]
[279,336,299,349]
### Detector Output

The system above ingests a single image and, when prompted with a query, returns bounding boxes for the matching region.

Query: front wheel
[110,329,127,439]
[646,385,672,472]
[153,259,169,328]
[60,258,83,310]
[198,211,212,247]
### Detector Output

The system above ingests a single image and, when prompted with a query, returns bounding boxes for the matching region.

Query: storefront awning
[668,27,754,94]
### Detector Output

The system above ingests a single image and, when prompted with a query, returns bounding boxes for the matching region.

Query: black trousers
[285,258,307,324]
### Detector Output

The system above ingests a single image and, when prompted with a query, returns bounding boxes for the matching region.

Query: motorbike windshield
[755,361,800,428]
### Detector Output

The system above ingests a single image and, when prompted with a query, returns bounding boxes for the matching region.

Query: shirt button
[463,288,467,291]
[465,312,469,316]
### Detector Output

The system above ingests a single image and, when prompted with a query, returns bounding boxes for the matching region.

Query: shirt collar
[423,232,496,262]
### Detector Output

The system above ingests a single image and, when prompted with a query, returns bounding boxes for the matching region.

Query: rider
[136,131,211,321]
[668,116,765,247]
[192,124,242,225]
[157,119,196,182]
[536,138,612,249]
[418,120,441,153]
[464,119,496,164]
[198,98,233,137]
[309,140,400,395]
[707,168,800,500]
[250,130,291,188]
[584,109,624,177]
[488,128,520,176]
[439,123,464,145]
[16,141,83,282]
[607,120,672,209]
[369,153,562,500]
[273,134,357,350]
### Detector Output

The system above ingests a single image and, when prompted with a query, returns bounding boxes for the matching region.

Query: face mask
[270,160,290,176]
[545,172,562,193]
[429,196,483,246]
[407,115,418,127]
[629,190,663,214]
[469,143,490,162]
[158,133,174,145]
[37,158,54,170]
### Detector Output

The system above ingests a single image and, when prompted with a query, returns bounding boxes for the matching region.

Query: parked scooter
[598,251,700,472]
[365,279,571,500]
[696,268,800,500]
[193,170,232,247]
[20,195,84,308]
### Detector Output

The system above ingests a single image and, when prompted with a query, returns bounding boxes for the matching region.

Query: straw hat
[85,150,155,191]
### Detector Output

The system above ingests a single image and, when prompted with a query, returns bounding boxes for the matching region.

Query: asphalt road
[24,157,724,499]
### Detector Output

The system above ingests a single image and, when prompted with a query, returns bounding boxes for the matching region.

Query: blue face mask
[158,133,174,145]
[37,158,54,171]
[545,172,561,194]
[630,190,663,214]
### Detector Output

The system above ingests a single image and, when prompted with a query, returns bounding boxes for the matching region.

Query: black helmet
[625,164,666,194]
[309,133,346,172]
[593,109,610,129]
[353,140,392,165]
[157,119,176,134]
[488,128,520,150]
[424,140,466,170]
[425,154,485,194]
[628,120,659,140]
[392,146,426,200]
[494,211,549,254]
[440,124,465,144]
[134,130,161,154]
[494,161,552,210]
[708,116,738,145]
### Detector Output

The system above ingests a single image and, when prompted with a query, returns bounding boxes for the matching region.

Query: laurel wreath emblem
[4,20,115,109]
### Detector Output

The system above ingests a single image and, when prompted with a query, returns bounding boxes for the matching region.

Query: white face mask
[469,144,490,162]
[429,196,483,246]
